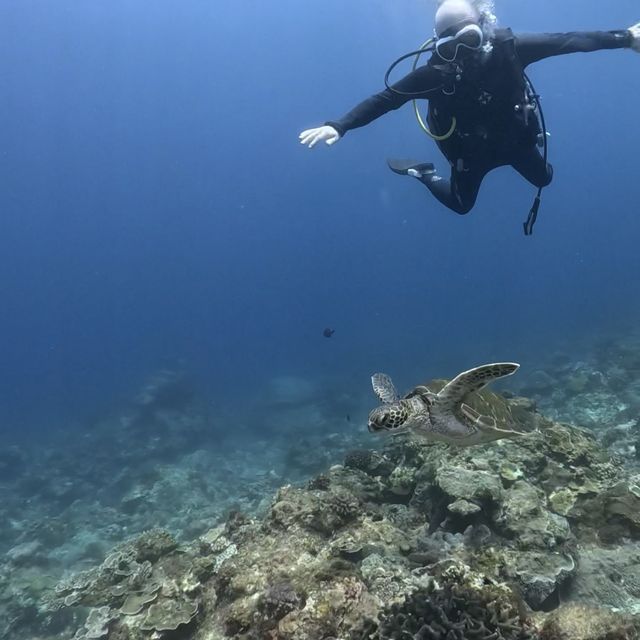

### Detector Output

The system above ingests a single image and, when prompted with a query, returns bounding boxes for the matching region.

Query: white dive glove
[630,22,640,52]
[299,125,341,148]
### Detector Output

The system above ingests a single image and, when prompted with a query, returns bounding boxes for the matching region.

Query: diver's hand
[299,126,341,148]
[629,22,640,52]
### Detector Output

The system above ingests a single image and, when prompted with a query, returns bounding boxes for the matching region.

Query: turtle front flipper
[435,363,520,411]
[371,373,400,404]
[460,402,496,429]
[461,402,525,438]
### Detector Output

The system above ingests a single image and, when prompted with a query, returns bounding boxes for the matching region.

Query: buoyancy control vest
[427,28,541,165]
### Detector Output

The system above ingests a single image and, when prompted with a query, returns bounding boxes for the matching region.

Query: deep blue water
[0,0,639,437]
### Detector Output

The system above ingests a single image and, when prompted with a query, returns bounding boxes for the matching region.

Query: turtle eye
[368,409,392,432]
[376,412,389,427]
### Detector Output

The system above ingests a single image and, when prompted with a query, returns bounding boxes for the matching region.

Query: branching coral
[345,450,377,473]
[258,582,305,621]
[356,573,535,640]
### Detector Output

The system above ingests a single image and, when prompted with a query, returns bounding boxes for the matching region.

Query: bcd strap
[523,187,542,236]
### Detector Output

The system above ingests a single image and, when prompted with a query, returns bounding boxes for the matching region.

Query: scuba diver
[300,0,640,233]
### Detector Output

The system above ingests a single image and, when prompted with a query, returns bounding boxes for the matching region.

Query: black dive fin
[387,159,435,176]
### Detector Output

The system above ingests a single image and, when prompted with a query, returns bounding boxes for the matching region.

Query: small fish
[323,328,335,338]
[346,414,351,423]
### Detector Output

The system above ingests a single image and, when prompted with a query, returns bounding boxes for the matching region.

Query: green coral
[50,529,204,640]
[540,603,640,640]
[388,465,417,496]
[436,466,503,502]
[140,598,198,632]
[130,529,178,563]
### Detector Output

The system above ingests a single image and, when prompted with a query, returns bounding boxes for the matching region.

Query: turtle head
[368,402,410,433]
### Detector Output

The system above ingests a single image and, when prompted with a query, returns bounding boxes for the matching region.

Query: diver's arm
[630,22,640,52]
[324,91,410,137]
[515,30,633,66]
[324,65,440,137]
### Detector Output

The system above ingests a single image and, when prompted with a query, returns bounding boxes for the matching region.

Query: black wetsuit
[327,29,632,214]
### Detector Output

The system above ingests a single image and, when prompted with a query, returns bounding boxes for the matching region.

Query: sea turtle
[368,362,530,446]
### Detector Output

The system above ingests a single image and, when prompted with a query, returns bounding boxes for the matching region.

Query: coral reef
[355,564,536,639]
[5,350,640,638]
[0,366,370,638]
[48,529,207,639]
[515,331,640,466]
[47,401,640,638]
[540,603,639,640]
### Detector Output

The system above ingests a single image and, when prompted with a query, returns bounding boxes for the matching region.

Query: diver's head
[435,0,480,37]
[434,0,485,61]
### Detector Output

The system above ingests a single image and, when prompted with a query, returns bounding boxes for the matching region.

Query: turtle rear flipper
[434,363,520,412]
[371,373,400,404]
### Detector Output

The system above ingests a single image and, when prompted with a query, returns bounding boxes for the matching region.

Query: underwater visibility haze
[0,0,639,430]
[1,0,640,638]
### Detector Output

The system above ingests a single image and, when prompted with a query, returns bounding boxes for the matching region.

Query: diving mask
[435,23,484,61]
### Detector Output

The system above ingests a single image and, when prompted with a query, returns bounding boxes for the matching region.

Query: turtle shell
[412,379,536,435]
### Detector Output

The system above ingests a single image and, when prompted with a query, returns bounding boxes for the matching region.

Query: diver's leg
[418,163,486,215]
[511,146,553,188]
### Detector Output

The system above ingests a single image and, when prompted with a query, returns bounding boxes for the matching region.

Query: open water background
[0,0,639,441]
